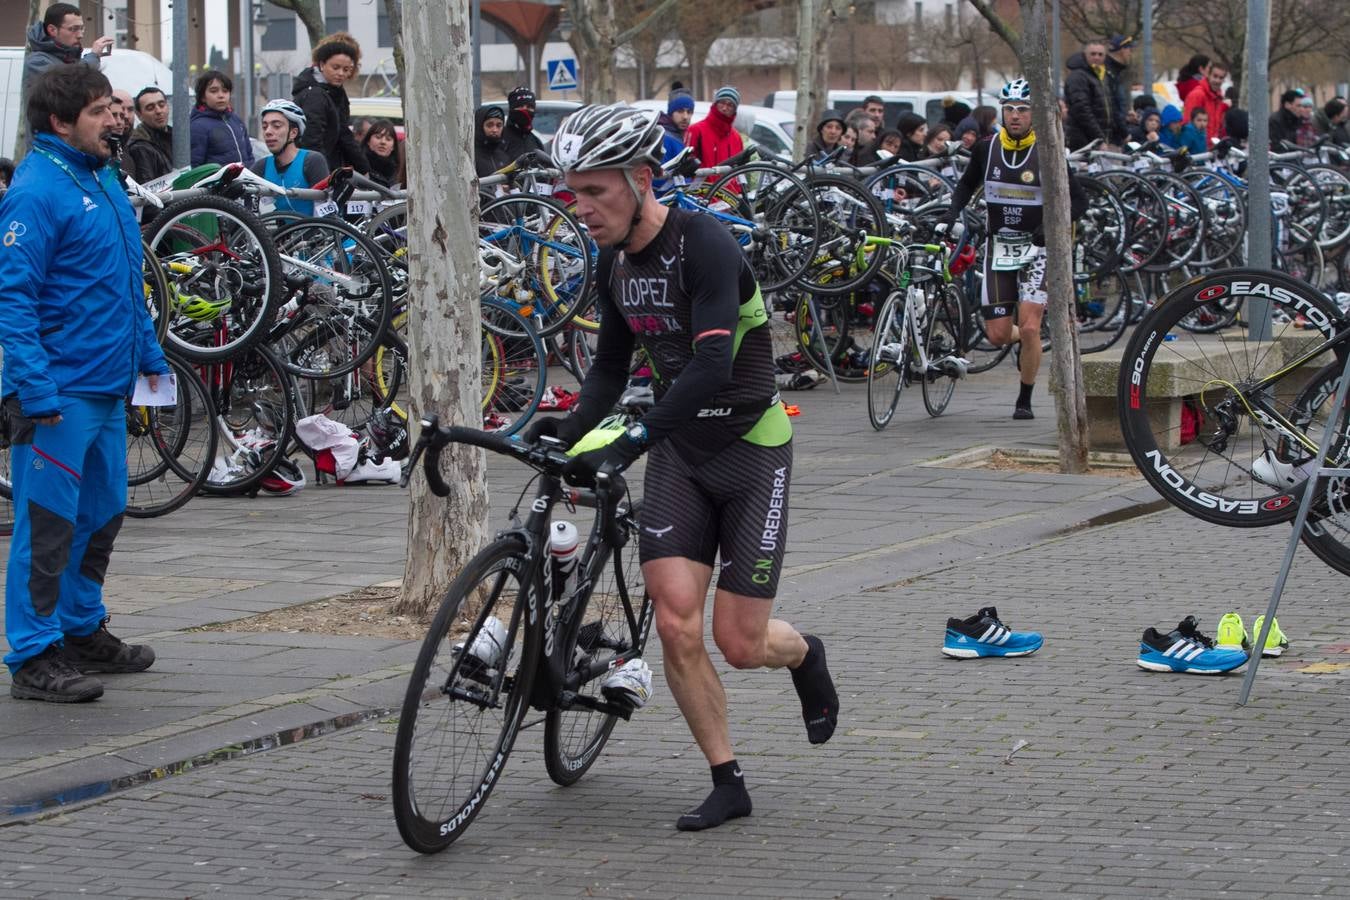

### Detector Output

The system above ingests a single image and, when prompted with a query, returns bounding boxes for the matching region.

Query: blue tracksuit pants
[4,395,127,673]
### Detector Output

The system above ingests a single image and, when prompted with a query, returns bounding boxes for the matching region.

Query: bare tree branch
[964,0,1021,53]
[268,0,325,50]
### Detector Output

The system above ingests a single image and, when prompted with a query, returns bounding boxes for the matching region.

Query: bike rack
[1238,347,1350,705]
[804,295,842,395]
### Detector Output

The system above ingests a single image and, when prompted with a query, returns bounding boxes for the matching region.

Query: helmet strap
[613,168,647,251]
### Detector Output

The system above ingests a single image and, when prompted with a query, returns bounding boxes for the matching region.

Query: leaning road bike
[865,232,970,428]
[1117,266,1350,574]
[391,413,653,853]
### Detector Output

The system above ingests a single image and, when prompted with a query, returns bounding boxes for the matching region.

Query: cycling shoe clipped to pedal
[600,658,654,712]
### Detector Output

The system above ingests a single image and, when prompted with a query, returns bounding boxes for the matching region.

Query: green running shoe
[1215,612,1251,654]
[1251,615,1290,657]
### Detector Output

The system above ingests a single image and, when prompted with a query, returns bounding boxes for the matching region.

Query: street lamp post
[240,2,267,135]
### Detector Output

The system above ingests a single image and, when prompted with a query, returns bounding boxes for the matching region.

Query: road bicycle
[392,410,653,853]
[1116,266,1350,575]
[865,234,969,427]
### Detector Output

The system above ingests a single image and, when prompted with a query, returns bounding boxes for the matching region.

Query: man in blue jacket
[0,65,170,702]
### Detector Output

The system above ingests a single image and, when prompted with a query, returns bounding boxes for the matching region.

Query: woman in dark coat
[895,112,927,162]
[293,33,368,173]
[362,119,406,187]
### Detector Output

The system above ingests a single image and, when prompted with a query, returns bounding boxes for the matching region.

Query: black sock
[1017,382,1034,408]
[676,760,752,831]
[790,634,839,745]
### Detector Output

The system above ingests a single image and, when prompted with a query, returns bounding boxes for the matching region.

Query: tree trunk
[1020,0,1088,473]
[792,0,846,158]
[394,0,490,617]
[384,0,405,90]
[792,0,816,159]
[568,0,618,103]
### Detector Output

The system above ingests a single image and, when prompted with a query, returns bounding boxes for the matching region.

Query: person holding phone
[23,4,110,103]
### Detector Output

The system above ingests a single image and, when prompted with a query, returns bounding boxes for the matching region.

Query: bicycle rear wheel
[921,282,968,417]
[126,353,218,518]
[1117,267,1345,528]
[481,300,545,435]
[392,537,539,853]
[866,292,909,430]
[543,499,653,786]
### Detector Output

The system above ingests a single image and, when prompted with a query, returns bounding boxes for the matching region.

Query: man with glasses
[943,79,1086,420]
[24,4,110,96]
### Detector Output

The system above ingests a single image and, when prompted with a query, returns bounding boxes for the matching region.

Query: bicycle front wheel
[1290,362,1350,576]
[543,499,653,786]
[392,537,540,854]
[1117,267,1344,527]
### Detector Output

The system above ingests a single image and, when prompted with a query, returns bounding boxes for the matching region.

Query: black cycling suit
[950,133,1088,319]
[572,207,793,598]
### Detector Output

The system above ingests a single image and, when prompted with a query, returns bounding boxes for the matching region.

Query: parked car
[631,100,796,161]
[348,96,405,140]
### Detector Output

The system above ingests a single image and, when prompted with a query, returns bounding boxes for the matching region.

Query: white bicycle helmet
[999,79,1032,104]
[551,104,665,248]
[259,99,307,137]
[259,456,307,496]
[551,104,664,173]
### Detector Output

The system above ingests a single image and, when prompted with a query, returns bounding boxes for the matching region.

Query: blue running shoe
[942,606,1044,658]
[1137,616,1248,674]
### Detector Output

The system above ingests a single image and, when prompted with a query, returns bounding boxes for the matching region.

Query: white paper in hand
[132,373,177,406]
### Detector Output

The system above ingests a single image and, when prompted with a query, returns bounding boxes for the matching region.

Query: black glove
[522,415,587,449]
[562,433,644,487]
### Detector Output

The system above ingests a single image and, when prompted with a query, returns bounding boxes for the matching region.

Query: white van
[762,89,984,128]
[0,47,24,159]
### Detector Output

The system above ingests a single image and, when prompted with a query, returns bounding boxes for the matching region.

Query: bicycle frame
[448,464,649,721]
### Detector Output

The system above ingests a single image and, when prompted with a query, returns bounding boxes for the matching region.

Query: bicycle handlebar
[404,415,628,499]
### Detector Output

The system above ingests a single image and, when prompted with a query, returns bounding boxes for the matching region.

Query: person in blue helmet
[0,65,169,702]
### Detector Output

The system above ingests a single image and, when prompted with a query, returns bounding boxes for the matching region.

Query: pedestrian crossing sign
[547,58,578,91]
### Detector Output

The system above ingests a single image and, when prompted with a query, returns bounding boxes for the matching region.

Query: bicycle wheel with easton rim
[543,499,653,786]
[866,291,910,430]
[392,537,539,853]
[1117,267,1346,528]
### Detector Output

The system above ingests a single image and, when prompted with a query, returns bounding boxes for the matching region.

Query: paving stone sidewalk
[0,365,1163,817]
[2,495,1348,898]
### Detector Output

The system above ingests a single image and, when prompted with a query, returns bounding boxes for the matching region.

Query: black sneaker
[1013,405,1034,420]
[10,645,104,702]
[63,617,155,674]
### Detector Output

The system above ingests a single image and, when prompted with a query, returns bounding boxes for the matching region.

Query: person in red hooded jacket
[684,85,744,166]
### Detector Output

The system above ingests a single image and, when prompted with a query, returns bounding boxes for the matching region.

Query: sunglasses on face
[1003,105,1032,114]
